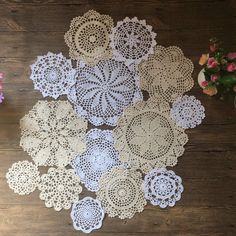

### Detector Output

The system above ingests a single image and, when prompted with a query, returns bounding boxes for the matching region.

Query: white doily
[30,52,76,99]
[20,101,87,167]
[6,160,40,195]
[72,129,121,192]
[110,17,157,65]
[96,167,147,219]
[144,168,183,208]
[38,167,82,211]
[68,59,143,126]
[170,95,205,129]
[71,197,105,233]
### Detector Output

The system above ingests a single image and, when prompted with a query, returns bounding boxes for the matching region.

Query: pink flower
[226,63,236,72]
[0,84,2,90]
[211,74,219,82]
[207,57,218,68]
[201,81,209,87]
[227,52,236,60]
[0,72,3,79]
[0,93,4,103]
[210,45,216,52]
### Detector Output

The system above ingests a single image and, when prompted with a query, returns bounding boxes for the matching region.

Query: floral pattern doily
[20,101,87,167]
[68,59,142,126]
[72,128,121,192]
[110,17,156,65]
[38,167,82,211]
[30,52,76,99]
[6,160,40,195]
[144,168,183,208]
[171,95,205,129]
[113,97,188,173]
[71,197,105,233]
[138,46,194,102]
[65,10,113,66]
[96,167,146,219]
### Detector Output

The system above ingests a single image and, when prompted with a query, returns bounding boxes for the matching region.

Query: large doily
[96,167,146,219]
[64,10,113,66]
[30,52,76,99]
[138,46,194,102]
[20,101,87,167]
[72,129,121,192]
[68,59,142,126]
[6,160,40,195]
[110,17,156,65]
[38,167,82,211]
[71,197,105,233]
[170,95,205,129]
[113,97,188,173]
[144,168,183,208]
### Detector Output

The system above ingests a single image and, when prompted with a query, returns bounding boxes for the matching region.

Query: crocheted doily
[68,59,142,126]
[96,167,146,219]
[110,17,156,65]
[71,197,105,233]
[20,101,87,167]
[144,168,184,208]
[65,10,113,66]
[30,52,76,99]
[38,167,82,211]
[170,95,205,129]
[113,97,188,173]
[6,160,40,195]
[72,129,121,192]
[139,46,194,102]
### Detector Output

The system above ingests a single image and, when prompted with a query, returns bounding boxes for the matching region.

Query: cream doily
[71,197,105,233]
[6,160,40,195]
[68,59,142,126]
[113,97,188,173]
[144,168,183,208]
[170,95,205,129]
[38,167,82,211]
[96,167,146,219]
[65,10,113,66]
[110,17,156,65]
[138,46,194,102]
[20,101,87,167]
[72,129,121,192]
[30,52,76,99]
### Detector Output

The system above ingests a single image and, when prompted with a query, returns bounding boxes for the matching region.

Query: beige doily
[20,101,87,167]
[64,10,113,66]
[96,167,146,219]
[138,46,194,102]
[113,97,188,173]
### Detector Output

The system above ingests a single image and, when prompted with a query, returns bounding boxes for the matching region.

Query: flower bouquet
[0,72,4,104]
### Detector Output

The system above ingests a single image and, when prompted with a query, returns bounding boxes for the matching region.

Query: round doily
[113,97,188,173]
[144,168,183,208]
[38,167,82,211]
[96,167,146,219]
[6,160,40,195]
[170,95,205,129]
[30,52,76,99]
[71,197,105,233]
[20,101,87,167]
[110,17,156,65]
[68,59,142,126]
[139,46,194,102]
[65,10,113,66]
[72,129,121,192]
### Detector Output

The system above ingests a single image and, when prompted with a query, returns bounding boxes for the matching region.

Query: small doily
[68,59,143,126]
[113,97,188,173]
[30,52,76,99]
[20,101,87,167]
[38,167,82,211]
[72,129,121,192]
[71,197,105,233]
[6,160,40,195]
[144,168,183,208]
[170,95,205,129]
[110,17,156,65]
[65,10,113,66]
[96,167,146,219]
[138,46,194,102]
